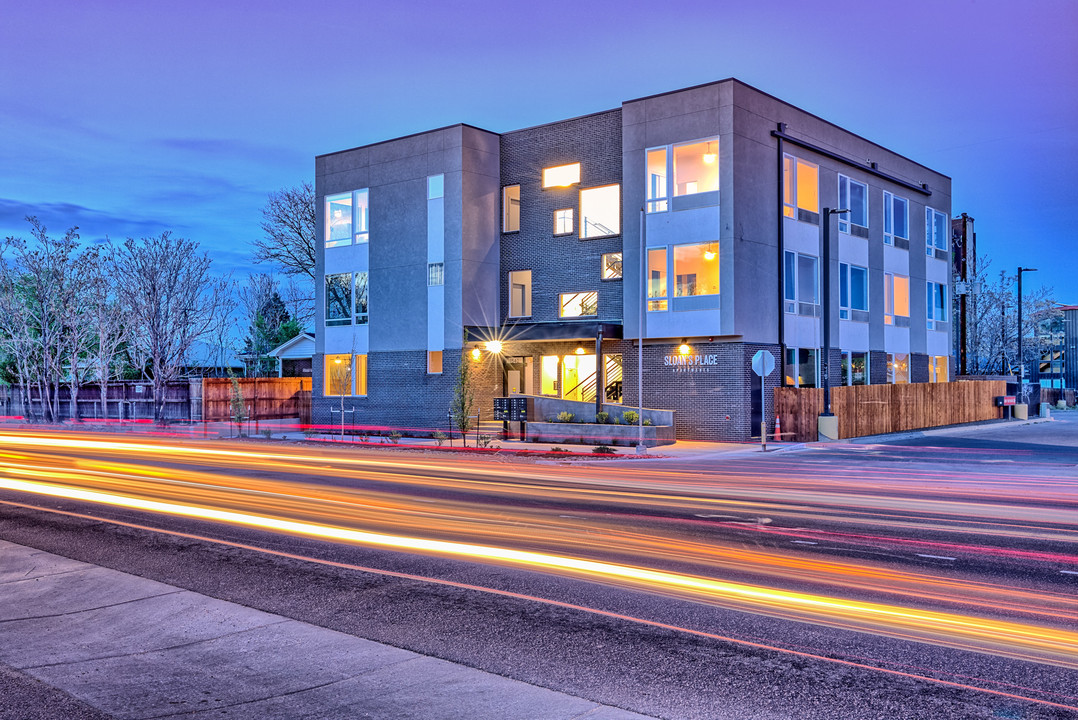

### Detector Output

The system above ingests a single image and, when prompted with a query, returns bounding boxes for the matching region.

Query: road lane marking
[1061,570,1078,576]
[792,540,818,545]
[917,554,956,561]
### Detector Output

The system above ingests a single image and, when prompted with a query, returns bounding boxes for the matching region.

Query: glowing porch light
[678,343,692,356]
[574,347,586,355]
[485,340,503,354]
[471,347,482,361]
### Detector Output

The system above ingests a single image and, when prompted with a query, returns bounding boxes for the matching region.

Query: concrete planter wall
[519,394,675,427]
[526,421,675,447]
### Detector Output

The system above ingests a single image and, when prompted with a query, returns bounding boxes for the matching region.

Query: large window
[884,191,908,247]
[841,351,868,386]
[325,189,369,248]
[646,138,718,212]
[508,270,531,317]
[929,355,949,383]
[838,175,868,234]
[884,272,910,326]
[927,281,948,329]
[839,263,868,320]
[580,184,619,238]
[673,243,719,297]
[540,355,558,395]
[926,207,948,256]
[354,272,368,325]
[887,353,910,384]
[324,354,352,396]
[560,291,597,318]
[502,185,520,232]
[784,348,818,388]
[542,163,580,188]
[783,251,818,315]
[325,273,352,327]
[602,252,622,280]
[783,155,819,220]
[647,247,667,311]
[554,208,573,236]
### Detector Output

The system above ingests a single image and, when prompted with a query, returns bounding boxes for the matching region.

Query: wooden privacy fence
[774,380,1007,442]
[202,378,312,424]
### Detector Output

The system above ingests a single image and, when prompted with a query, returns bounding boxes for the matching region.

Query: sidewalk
[0,540,654,720]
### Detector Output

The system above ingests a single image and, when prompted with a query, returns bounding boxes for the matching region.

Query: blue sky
[1,0,1075,299]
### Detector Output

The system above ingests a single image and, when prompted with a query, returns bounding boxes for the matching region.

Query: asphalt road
[1,420,1076,719]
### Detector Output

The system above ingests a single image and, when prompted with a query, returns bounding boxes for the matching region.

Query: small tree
[229,374,246,436]
[449,350,474,446]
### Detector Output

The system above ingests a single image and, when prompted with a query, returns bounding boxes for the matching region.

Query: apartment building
[313,79,952,441]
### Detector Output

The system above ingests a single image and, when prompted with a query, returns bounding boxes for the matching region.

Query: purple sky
[2,0,1075,300]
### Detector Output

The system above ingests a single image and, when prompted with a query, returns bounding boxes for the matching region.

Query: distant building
[313,79,952,441]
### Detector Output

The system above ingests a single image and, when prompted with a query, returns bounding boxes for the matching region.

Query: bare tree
[116,232,228,423]
[966,258,1056,376]
[255,182,316,280]
[84,245,128,420]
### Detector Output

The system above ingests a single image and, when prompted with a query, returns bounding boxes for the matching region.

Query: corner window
[509,270,531,317]
[887,353,910,384]
[542,163,581,188]
[325,273,351,327]
[324,354,352,396]
[673,243,719,296]
[427,262,444,286]
[926,207,948,256]
[783,155,819,220]
[554,208,574,236]
[354,272,368,325]
[602,252,622,280]
[884,192,908,247]
[784,347,818,388]
[502,185,520,232]
[354,354,368,396]
[838,175,868,234]
[646,138,719,213]
[646,148,668,212]
[783,251,818,315]
[560,291,597,318]
[427,350,443,374]
[927,281,947,329]
[427,174,444,199]
[647,247,667,311]
[839,263,868,320]
[325,189,369,247]
[841,351,868,386]
[884,272,910,326]
[580,184,620,238]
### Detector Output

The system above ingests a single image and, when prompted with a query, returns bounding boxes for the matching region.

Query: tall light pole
[1017,266,1038,383]
[820,207,848,416]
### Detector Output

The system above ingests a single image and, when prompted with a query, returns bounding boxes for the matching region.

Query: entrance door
[562,354,597,402]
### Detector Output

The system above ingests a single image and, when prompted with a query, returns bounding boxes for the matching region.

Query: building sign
[663,353,719,373]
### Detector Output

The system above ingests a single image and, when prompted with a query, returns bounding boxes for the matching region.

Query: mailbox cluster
[493,397,531,422]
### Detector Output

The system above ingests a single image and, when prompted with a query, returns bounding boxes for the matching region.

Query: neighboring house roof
[268,332,315,360]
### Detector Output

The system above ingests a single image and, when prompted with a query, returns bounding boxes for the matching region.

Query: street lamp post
[821,207,849,417]
[1017,266,1038,383]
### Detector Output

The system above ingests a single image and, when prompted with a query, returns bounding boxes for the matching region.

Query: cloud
[0,198,168,242]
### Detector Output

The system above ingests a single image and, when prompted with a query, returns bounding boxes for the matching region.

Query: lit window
[541,355,558,395]
[646,147,668,212]
[428,350,442,374]
[324,354,352,396]
[841,351,868,386]
[580,184,620,238]
[502,185,520,232]
[927,281,947,329]
[783,251,818,314]
[604,354,623,404]
[672,243,719,296]
[838,175,868,233]
[542,163,581,188]
[884,192,908,246]
[887,353,910,384]
[673,141,719,196]
[647,247,667,311]
[554,208,573,235]
[354,354,367,396]
[884,273,910,326]
[325,192,352,248]
[839,263,868,319]
[509,270,531,317]
[325,273,351,327]
[783,155,819,220]
[784,348,818,388]
[602,252,622,280]
[427,262,444,286]
[560,291,597,318]
[354,272,368,325]
[428,174,444,200]
[926,207,948,255]
[931,355,949,383]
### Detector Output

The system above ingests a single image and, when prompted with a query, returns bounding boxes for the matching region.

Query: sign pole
[751,349,775,452]
[761,376,766,452]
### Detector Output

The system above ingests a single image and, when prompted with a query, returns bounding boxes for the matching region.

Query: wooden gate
[202,378,312,424]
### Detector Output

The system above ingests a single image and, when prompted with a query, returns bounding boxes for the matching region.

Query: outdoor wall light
[574,346,586,355]
[678,343,692,356]
[471,347,482,361]
[484,340,503,354]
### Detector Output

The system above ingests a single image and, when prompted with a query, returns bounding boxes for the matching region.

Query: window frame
[783,250,819,315]
[647,246,668,312]
[553,208,574,236]
[427,174,444,200]
[325,272,352,327]
[884,272,910,326]
[579,184,620,239]
[427,262,444,287]
[783,154,819,220]
[427,350,443,375]
[646,137,719,213]
[784,347,819,388]
[324,354,352,396]
[672,242,720,297]
[926,206,949,255]
[602,252,623,280]
[353,271,368,325]
[542,163,581,188]
[502,185,520,233]
[324,189,369,248]
[508,270,531,318]
[841,350,869,386]
[883,191,909,247]
[837,175,868,234]
[559,291,598,318]
[839,262,868,320]
[927,280,948,329]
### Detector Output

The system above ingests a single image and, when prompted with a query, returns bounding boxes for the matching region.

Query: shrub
[621,410,639,425]
[302,428,317,439]
[388,431,402,444]
[556,411,576,423]
[593,445,615,454]
[595,411,610,424]
[433,431,447,447]
[477,434,498,449]
[261,429,273,440]
[643,418,653,426]
[549,446,567,453]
